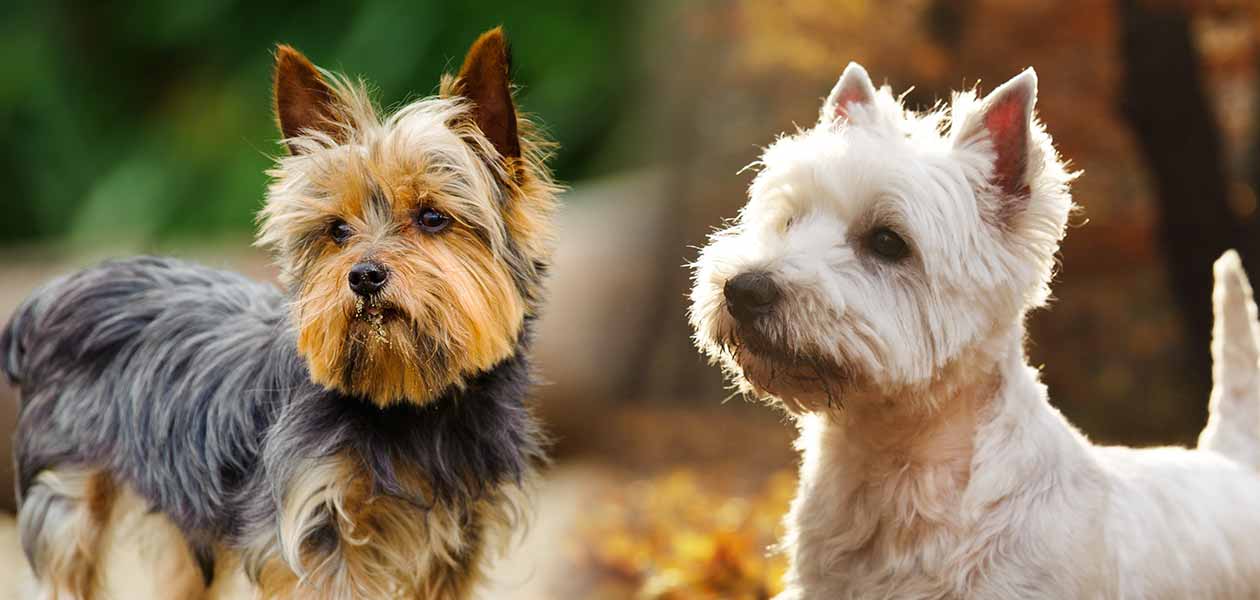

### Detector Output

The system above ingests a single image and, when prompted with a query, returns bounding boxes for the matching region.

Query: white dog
[689,62,1260,599]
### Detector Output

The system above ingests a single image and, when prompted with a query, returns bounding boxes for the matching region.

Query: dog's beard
[293,247,527,407]
[349,296,404,344]
[297,294,460,407]
[719,320,853,413]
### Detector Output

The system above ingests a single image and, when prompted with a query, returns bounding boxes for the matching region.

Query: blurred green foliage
[0,1,639,246]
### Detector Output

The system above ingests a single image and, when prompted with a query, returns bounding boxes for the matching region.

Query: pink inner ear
[833,88,870,120]
[983,90,1030,197]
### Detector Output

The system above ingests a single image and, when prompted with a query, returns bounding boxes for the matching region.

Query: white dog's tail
[1199,250,1260,467]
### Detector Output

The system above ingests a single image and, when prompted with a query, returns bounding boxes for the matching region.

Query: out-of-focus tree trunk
[903,0,973,110]
[1117,0,1252,403]
[615,1,723,402]
[1251,16,1260,264]
[926,0,971,50]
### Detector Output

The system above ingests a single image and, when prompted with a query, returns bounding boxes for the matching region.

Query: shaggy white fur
[689,63,1260,599]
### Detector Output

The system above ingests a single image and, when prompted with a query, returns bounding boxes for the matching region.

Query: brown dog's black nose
[724,272,780,321]
[348,261,389,297]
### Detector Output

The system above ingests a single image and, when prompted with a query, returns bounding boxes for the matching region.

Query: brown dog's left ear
[274,45,342,154]
[454,27,520,161]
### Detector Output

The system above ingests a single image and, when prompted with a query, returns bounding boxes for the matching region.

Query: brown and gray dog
[2,28,557,599]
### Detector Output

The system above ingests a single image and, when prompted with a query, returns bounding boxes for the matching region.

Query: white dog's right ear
[954,68,1038,201]
[822,62,878,123]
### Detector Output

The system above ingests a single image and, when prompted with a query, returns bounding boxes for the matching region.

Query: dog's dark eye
[329,220,353,244]
[417,208,451,234]
[867,227,909,261]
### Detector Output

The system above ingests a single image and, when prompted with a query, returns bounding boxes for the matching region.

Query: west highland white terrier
[689,63,1260,598]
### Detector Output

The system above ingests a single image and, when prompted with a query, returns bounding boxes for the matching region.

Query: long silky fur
[2,256,546,596]
[4,30,556,599]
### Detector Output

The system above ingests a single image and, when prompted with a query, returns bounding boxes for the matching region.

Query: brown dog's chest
[242,452,510,600]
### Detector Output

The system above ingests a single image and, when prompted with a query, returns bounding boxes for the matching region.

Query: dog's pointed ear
[454,27,520,162]
[822,62,879,123]
[955,68,1038,200]
[274,45,343,154]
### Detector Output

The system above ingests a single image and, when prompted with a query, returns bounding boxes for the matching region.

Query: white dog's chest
[784,514,1107,600]
[781,413,1260,600]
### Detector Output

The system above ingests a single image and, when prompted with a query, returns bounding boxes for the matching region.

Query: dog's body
[4,257,542,598]
[3,29,556,599]
[690,62,1260,599]
[785,313,1260,599]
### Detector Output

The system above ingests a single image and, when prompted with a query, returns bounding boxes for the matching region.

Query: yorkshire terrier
[1,27,557,599]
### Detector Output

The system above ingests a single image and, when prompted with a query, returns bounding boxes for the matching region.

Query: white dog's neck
[826,374,999,493]
[787,323,1073,574]
[818,324,1021,483]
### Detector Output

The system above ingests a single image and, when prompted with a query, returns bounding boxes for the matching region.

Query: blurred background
[1,0,1259,598]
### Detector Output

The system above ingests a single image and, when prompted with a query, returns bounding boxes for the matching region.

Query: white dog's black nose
[724,272,780,321]
[348,261,389,297]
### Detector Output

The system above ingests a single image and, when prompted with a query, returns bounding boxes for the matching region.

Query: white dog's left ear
[822,62,878,123]
[955,68,1038,202]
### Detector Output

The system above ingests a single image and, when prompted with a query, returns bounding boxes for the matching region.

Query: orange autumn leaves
[576,470,796,600]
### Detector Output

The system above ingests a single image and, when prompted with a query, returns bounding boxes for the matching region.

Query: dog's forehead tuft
[290,126,507,242]
[752,130,936,220]
[742,131,990,275]
[761,117,977,210]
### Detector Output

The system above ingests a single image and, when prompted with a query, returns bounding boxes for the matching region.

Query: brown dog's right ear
[454,27,521,162]
[273,45,341,154]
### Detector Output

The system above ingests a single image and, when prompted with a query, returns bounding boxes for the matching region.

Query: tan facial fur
[259,30,558,407]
